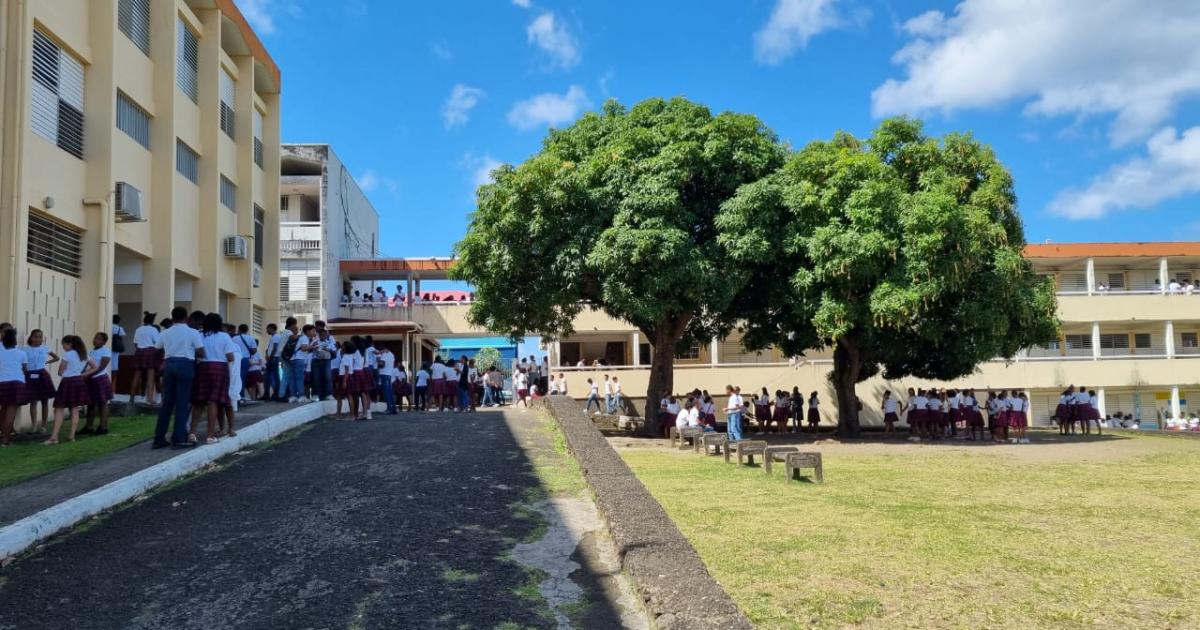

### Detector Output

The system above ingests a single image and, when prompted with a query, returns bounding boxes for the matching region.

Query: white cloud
[873,0,1200,146]
[443,84,485,129]
[356,169,398,195]
[753,0,845,64]
[1047,126,1200,219]
[527,12,580,69]
[472,156,504,188]
[431,43,453,61]
[507,85,590,130]
[512,0,532,8]
[234,0,301,35]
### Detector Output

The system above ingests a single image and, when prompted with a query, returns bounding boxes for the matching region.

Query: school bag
[111,332,126,353]
[280,335,299,361]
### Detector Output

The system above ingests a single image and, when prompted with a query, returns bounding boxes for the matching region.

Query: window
[253,204,264,265]
[219,175,236,211]
[1105,272,1126,289]
[31,29,85,159]
[253,109,264,168]
[1134,334,1152,350]
[27,212,83,277]
[175,138,198,184]
[1098,334,1129,352]
[278,276,290,303]
[1064,334,1092,349]
[176,18,198,102]
[252,306,264,335]
[279,195,289,212]
[306,276,321,301]
[1176,272,1193,284]
[118,0,150,55]
[676,344,701,361]
[1181,332,1199,348]
[116,91,150,148]
[219,67,235,138]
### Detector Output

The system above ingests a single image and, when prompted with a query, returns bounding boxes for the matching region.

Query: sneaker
[1009,438,1018,444]
[287,397,297,404]
[1020,438,1031,444]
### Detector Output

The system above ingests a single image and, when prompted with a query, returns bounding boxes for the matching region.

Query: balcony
[1055,293,1200,323]
[334,302,635,336]
[280,222,321,256]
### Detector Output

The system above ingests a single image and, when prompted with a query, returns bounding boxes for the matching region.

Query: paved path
[0,409,640,629]
[0,401,297,527]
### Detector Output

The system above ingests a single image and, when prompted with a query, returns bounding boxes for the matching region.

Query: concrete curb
[540,398,754,630]
[0,401,334,560]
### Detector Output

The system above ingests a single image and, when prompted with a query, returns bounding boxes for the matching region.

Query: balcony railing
[280,222,321,242]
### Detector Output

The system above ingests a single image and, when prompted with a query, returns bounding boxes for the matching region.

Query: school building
[326,242,1200,428]
[0,0,282,344]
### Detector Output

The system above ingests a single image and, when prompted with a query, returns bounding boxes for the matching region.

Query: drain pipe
[83,192,115,333]
[2,0,29,320]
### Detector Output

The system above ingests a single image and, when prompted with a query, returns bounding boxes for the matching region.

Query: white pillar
[1097,388,1107,420]
[1165,321,1176,358]
[1085,257,1095,295]
[710,336,719,366]
[1159,258,1169,293]
[1091,322,1101,360]
[552,340,561,368]
[630,332,640,367]
[1170,386,1181,420]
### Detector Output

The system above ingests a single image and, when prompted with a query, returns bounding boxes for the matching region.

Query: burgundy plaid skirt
[54,376,90,408]
[394,380,412,395]
[1054,403,1069,420]
[245,370,264,386]
[25,369,56,401]
[87,374,114,404]
[884,411,898,424]
[754,404,770,422]
[192,361,231,406]
[1009,410,1028,428]
[348,370,373,394]
[0,380,28,406]
[132,347,159,370]
[909,408,927,423]
[773,406,789,423]
[334,372,348,399]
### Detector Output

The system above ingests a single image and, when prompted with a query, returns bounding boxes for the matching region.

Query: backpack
[111,333,126,353]
[281,335,299,361]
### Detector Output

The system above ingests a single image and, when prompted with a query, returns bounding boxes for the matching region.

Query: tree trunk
[832,336,862,438]
[641,315,691,437]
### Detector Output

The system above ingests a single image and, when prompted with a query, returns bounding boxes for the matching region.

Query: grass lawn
[619,432,1200,629]
[0,415,158,489]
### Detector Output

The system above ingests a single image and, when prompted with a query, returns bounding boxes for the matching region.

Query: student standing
[379,346,397,414]
[0,328,28,446]
[23,329,58,433]
[263,323,282,400]
[882,391,899,433]
[584,378,601,414]
[807,391,822,432]
[131,312,160,405]
[153,308,205,449]
[45,335,95,445]
[414,362,430,411]
[725,385,744,442]
[196,314,235,443]
[80,332,114,435]
[602,375,613,414]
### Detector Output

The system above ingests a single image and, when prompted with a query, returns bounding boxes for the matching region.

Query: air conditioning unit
[252,264,262,288]
[223,235,248,259]
[114,182,143,222]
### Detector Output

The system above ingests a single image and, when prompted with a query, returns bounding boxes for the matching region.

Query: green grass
[621,435,1200,629]
[0,415,158,488]
[525,411,587,500]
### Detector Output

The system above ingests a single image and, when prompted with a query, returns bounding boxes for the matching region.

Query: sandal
[188,433,199,445]
[42,439,58,445]
[226,430,237,438]
[206,436,220,444]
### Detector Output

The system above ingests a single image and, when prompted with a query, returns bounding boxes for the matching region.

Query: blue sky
[239,0,1200,257]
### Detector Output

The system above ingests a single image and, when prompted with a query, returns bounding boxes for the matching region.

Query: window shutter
[252,109,264,168]
[30,29,85,159]
[219,175,236,211]
[279,276,290,303]
[279,195,289,212]
[118,0,151,55]
[27,213,83,277]
[175,138,199,184]
[252,306,265,334]
[176,19,199,102]
[306,276,321,301]
[219,67,235,137]
[116,91,151,148]
[253,205,265,265]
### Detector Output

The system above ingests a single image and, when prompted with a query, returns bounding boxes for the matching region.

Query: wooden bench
[785,452,824,483]
[677,427,705,450]
[725,440,768,465]
[699,433,727,455]
[762,446,800,475]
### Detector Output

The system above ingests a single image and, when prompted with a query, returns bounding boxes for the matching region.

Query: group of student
[341,286,475,306]
[0,322,117,446]
[1052,385,1103,435]
[582,374,625,415]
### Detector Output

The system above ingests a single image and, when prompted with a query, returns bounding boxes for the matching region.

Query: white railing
[280,222,321,242]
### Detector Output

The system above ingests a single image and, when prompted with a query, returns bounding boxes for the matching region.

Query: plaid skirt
[1009,410,1028,428]
[909,408,926,423]
[192,361,231,406]
[25,369,56,401]
[348,369,373,395]
[245,370,264,386]
[132,347,159,370]
[54,376,91,408]
[0,380,28,406]
[884,411,898,424]
[334,373,348,399]
[394,380,412,395]
[1054,403,1069,420]
[87,374,114,404]
[772,406,789,423]
[807,408,821,423]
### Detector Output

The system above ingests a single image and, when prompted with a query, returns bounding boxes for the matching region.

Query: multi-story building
[330,242,1200,428]
[0,0,281,348]
[278,143,379,323]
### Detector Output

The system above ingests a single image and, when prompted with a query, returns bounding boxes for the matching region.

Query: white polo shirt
[157,324,204,359]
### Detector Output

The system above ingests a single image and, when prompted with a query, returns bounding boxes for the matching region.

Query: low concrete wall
[541,397,753,629]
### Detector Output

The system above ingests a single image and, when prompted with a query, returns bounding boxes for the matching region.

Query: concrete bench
[699,433,727,455]
[725,440,768,465]
[677,427,705,450]
[761,446,800,475]
[785,452,824,483]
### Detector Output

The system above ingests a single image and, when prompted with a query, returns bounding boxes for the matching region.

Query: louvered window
[306,276,321,301]
[176,18,198,102]
[253,109,264,168]
[1134,334,1152,349]
[252,306,264,334]
[219,67,235,138]
[27,213,83,277]
[31,29,85,159]
[1105,272,1126,289]
[220,175,236,211]
[116,91,150,148]
[278,276,290,303]
[176,138,198,184]
[1064,334,1092,349]
[280,195,289,212]
[118,0,151,55]
[253,204,265,265]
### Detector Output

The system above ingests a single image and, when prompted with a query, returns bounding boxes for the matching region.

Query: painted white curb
[0,400,335,560]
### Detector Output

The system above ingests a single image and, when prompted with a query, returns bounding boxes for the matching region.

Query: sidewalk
[0,401,303,527]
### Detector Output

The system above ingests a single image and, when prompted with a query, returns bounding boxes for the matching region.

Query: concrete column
[552,340,561,368]
[1091,322,1101,360]
[1166,321,1176,358]
[1170,386,1181,420]
[1097,388,1107,420]
[710,337,720,366]
[1085,257,1095,295]
[1159,258,1169,293]
[630,332,639,367]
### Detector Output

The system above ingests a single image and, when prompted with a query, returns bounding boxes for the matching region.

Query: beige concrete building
[0,0,281,352]
[330,243,1200,429]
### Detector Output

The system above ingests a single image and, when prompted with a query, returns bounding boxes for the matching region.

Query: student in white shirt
[0,327,29,446]
[557,374,567,396]
[153,307,206,448]
[603,375,614,414]
[610,377,623,414]
[881,391,899,433]
[110,314,126,374]
[79,332,115,436]
[584,378,601,414]
[725,385,745,441]
[379,347,397,414]
[22,328,59,433]
[246,351,266,401]
[131,312,161,405]
[196,313,236,443]
[415,363,431,411]
[45,335,96,445]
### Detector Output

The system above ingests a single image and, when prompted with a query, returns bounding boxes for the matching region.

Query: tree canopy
[718,117,1059,436]
[453,97,787,426]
